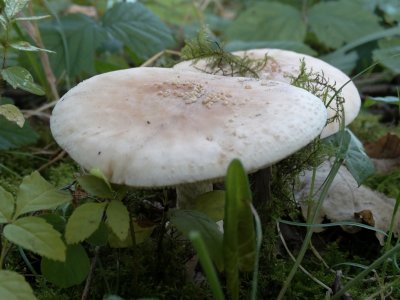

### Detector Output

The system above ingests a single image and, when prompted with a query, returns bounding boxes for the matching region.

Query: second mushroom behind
[50,67,327,208]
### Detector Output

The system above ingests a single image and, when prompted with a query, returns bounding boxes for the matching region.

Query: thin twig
[23,99,57,119]
[140,50,181,67]
[277,221,333,295]
[81,246,100,300]
[37,150,66,172]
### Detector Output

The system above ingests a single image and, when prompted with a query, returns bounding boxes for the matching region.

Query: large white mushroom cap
[51,67,327,187]
[174,48,361,138]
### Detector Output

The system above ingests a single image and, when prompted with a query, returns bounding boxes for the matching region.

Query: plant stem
[0,239,10,270]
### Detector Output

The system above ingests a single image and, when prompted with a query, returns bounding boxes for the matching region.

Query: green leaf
[4,216,66,261]
[4,0,28,19]
[308,0,382,49]
[101,2,175,60]
[373,38,400,74]
[106,200,129,241]
[145,0,198,25]
[87,222,108,246]
[40,14,107,78]
[0,116,38,150]
[169,209,223,271]
[224,159,256,300]
[41,244,90,288]
[65,202,107,244]
[0,104,24,127]
[15,171,72,218]
[77,174,113,198]
[225,2,306,42]
[225,40,317,56]
[193,190,225,222]
[0,186,14,223]
[15,15,50,22]
[322,51,359,75]
[39,214,66,233]
[10,41,54,53]
[0,270,37,300]
[379,0,400,22]
[364,95,400,107]
[1,66,44,95]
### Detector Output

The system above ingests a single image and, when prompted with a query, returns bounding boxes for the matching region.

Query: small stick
[37,150,66,172]
[81,246,100,300]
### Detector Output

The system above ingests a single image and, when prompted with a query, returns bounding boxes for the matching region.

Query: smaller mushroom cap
[174,48,361,138]
[50,67,327,187]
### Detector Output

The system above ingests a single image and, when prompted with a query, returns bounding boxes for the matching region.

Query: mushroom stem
[176,182,213,209]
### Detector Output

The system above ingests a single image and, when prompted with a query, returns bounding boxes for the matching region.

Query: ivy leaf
[0,104,24,127]
[4,0,28,19]
[15,171,72,218]
[308,0,382,49]
[1,66,44,95]
[41,244,90,288]
[101,2,175,60]
[373,38,400,74]
[225,2,306,42]
[0,116,38,150]
[0,186,14,223]
[106,200,129,241]
[4,216,66,261]
[65,202,107,244]
[0,270,37,300]
[169,209,223,271]
[10,41,54,53]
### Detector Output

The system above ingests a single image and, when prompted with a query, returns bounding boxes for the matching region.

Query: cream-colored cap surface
[174,48,361,138]
[51,67,327,187]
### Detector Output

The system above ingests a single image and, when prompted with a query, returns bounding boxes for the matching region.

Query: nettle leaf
[101,2,175,60]
[65,202,107,244]
[0,116,38,150]
[41,244,90,288]
[4,216,66,261]
[15,171,72,218]
[10,41,54,53]
[0,104,24,127]
[373,38,400,74]
[40,13,107,78]
[77,174,113,198]
[225,2,306,42]
[106,200,129,241]
[308,0,382,49]
[0,186,14,223]
[4,0,28,19]
[0,270,37,300]
[1,66,44,95]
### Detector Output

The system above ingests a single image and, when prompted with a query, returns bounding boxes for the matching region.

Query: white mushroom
[51,67,327,208]
[296,160,399,245]
[174,48,361,138]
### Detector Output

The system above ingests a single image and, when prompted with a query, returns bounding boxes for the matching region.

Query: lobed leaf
[65,202,107,244]
[0,270,37,300]
[4,216,66,261]
[15,171,72,218]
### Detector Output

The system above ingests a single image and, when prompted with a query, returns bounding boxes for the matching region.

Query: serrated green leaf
[41,244,90,288]
[101,2,175,60]
[15,171,72,218]
[1,66,44,95]
[373,38,400,74]
[65,202,107,244]
[107,220,155,248]
[77,174,113,198]
[10,41,54,53]
[225,2,306,42]
[193,190,225,222]
[308,0,382,49]
[225,40,317,56]
[169,209,223,271]
[224,159,256,300]
[0,270,37,300]
[0,186,14,223]
[4,0,28,19]
[87,222,108,246]
[0,116,38,150]
[39,214,66,233]
[106,200,129,241]
[0,104,24,127]
[4,216,66,261]
[40,14,107,78]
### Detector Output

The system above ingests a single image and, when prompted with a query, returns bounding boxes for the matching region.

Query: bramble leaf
[106,200,129,241]
[0,270,37,300]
